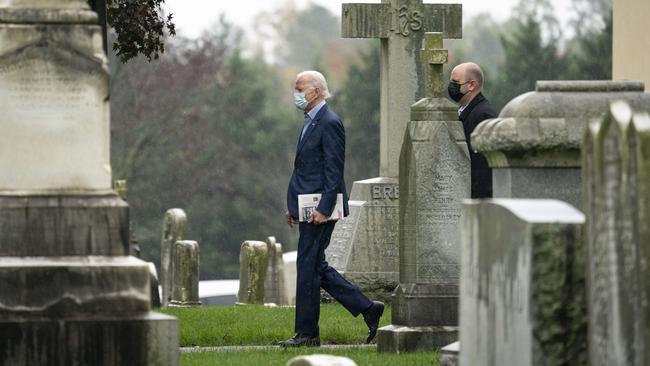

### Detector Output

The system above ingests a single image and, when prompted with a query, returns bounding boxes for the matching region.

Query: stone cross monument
[377,32,470,353]
[326,0,462,301]
[341,0,462,177]
[0,1,178,364]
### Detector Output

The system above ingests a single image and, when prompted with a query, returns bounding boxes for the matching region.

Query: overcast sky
[164,0,571,39]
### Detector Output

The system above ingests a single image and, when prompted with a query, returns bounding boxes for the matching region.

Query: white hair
[296,70,331,99]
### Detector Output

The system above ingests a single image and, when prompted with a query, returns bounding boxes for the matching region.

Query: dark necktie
[300,113,311,142]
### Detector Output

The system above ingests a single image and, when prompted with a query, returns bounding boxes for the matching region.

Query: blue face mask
[293,92,308,110]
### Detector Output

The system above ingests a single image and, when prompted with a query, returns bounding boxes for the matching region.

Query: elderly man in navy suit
[280,71,384,347]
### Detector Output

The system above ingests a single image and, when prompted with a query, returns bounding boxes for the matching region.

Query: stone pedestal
[326,177,399,302]
[0,2,178,364]
[0,197,179,365]
[472,80,650,209]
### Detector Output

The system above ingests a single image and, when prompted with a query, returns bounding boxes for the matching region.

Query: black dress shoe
[278,334,321,347]
[363,301,384,343]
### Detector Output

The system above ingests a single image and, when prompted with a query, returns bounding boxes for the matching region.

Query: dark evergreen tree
[491,15,565,111]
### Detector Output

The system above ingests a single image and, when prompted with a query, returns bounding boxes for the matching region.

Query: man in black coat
[448,62,497,198]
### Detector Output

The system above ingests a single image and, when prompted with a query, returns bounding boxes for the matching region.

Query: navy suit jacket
[287,104,350,220]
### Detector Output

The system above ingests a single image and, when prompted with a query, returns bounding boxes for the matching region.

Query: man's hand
[308,210,329,225]
[286,211,299,228]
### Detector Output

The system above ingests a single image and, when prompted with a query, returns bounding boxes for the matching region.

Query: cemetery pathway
[181,345,376,353]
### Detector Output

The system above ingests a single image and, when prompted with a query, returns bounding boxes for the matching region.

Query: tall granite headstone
[583,101,650,366]
[327,0,462,301]
[161,208,187,306]
[459,200,586,366]
[0,1,178,364]
[377,32,469,353]
[472,80,650,209]
[237,240,268,305]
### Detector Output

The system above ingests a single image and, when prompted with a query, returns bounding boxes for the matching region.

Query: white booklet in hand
[298,193,344,222]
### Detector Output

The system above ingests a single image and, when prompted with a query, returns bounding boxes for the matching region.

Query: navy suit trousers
[295,220,372,336]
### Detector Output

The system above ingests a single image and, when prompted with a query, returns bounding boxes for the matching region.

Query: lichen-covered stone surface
[237,240,269,305]
[582,101,650,366]
[170,240,201,307]
[459,200,586,366]
[264,236,286,305]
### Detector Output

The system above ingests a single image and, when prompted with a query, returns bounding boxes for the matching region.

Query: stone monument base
[377,324,458,353]
[377,283,459,352]
[0,312,178,366]
[391,283,458,325]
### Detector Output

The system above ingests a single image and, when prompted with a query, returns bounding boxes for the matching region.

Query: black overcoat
[459,92,497,199]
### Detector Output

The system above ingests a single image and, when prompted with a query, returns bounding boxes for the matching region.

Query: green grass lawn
[181,348,438,366]
[159,303,392,347]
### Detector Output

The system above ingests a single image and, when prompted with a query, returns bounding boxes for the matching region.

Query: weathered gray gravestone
[583,101,650,366]
[459,200,586,366]
[471,80,650,209]
[327,0,462,302]
[0,1,177,364]
[237,240,269,305]
[283,251,298,305]
[377,32,469,353]
[169,240,201,307]
[161,208,187,306]
[264,236,286,305]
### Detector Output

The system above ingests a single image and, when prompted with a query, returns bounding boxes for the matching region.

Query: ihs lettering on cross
[392,5,422,37]
[420,32,448,99]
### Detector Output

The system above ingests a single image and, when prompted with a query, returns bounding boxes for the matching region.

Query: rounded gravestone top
[472,80,650,168]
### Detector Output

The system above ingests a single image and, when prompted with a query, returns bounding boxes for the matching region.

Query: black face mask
[447,81,465,102]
